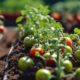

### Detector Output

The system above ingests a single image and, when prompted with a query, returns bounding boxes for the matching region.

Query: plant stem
[56,49,61,80]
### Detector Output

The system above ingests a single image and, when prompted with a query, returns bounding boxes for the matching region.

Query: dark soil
[0,28,17,80]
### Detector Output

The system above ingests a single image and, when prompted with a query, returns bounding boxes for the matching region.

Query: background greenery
[0,0,42,13]
[0,0,80,13]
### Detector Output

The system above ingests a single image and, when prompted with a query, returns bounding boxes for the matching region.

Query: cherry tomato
[63,60,73,73]
[65,45,72,54]
[76,15,80,22]
[43,52,51,58]
[61,47,65,53]
[0,26,5,33]
[30,47,44,58]
[18,56,34,70]
[74,50,80,61]
[46,58,55,66]
[51,12,61,20]
[75,68,80,80]
[36,69,52,80]
[65,37,72,47]
[66,15,74,23]
[23,36,35,48]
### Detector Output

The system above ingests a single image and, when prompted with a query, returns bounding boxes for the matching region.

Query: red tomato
[51,12,61,20]
[76,15,80,22]
[46,59,55,66]
[66,15,74,23]
[0,26,5,33]
[30,47,44,58]
[61,47,64,54]
[65,37,72,47]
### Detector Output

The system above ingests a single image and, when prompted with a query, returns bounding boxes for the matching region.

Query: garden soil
[0,28,17,79]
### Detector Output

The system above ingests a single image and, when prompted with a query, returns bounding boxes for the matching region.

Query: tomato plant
[16,5,80,80]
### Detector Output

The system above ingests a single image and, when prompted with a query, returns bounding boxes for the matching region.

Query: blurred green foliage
[43,0,64,5]
[43,0,80,5]
[51,1,80,14]
[0,0,42,13]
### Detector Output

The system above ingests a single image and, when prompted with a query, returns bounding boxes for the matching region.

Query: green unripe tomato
[18,56,34,71]
[43,52,51,58]
[78,40,80,45]
[75,50,80,61]
[23,36,35,48]
[51,54,57,58]
[75,68,80,80]
[63,60,73,73]
[65,46,72,55]
[36,69,52,80]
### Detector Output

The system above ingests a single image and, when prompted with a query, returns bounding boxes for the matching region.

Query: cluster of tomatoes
[17,34,80,80]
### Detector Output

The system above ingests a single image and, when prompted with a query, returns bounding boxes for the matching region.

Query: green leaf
[21,10,26,16]
[17,24,23,30]
[74,28,80,34]
[16,16,23,23]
